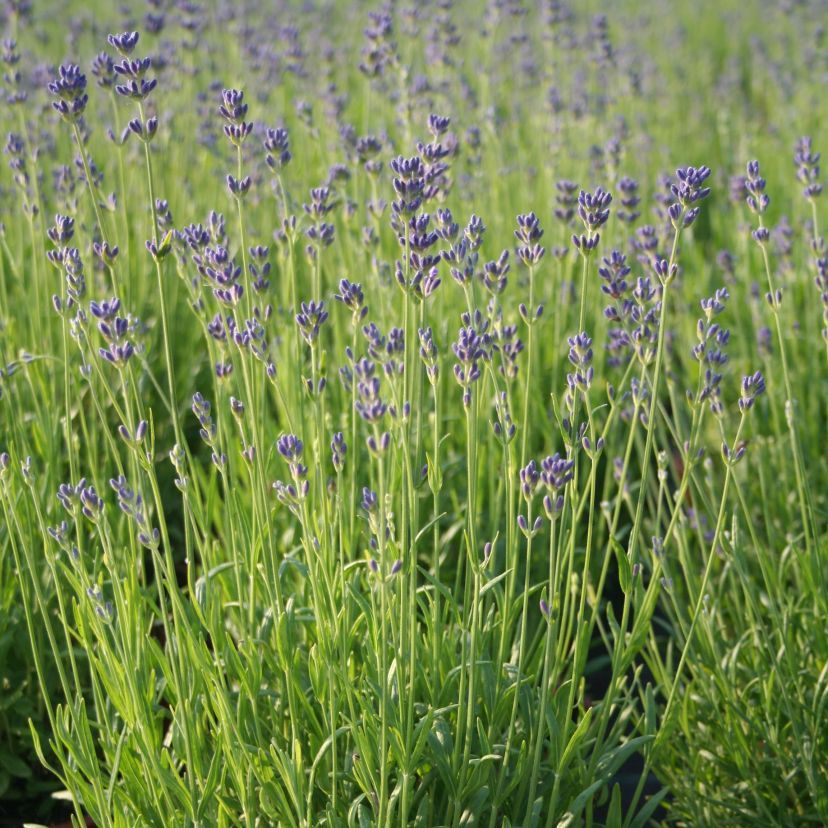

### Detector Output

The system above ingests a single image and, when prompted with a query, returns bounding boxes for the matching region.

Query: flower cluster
[48,63,88,122]
[274,434,310,511]
[692,287,731,416]
[668,165,711,228]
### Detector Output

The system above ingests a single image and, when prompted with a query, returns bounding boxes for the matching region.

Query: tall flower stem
[519,263,536,468]
[756,227,817,570]
[524,515,557,817]
[70,122,116,296]
[654,412,746,749]
[137,102,182,447]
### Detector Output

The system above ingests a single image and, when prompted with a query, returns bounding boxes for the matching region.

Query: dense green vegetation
[0,1,825,825]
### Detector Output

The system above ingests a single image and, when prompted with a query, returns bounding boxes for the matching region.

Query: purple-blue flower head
[738,370,766,411]
[107,31,140,56]
[794,137,822,200]
[296,300,328,344]
[745,160,769,214]
[48,63,88,122]
[577,187,612,233]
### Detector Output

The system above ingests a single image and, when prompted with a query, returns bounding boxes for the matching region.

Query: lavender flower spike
[48,64,88,122]
[107,31,140,56]
[738,370,766,411]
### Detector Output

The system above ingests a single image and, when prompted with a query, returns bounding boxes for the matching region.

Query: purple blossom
[794,136,822,200]
[745,160,769,215]
[668,165,711,228]
[47,63,88,121]
[554,179,579,224]
[107,31,140,56]
[264,126,291,171]
[452,312,491,407]
[331,432,347,472]
[738,371,766,411]
[515,212,545,267]
[577,187,612,232]
[219,88,253,146]
[617,177,641,224]
[518,457,540,502]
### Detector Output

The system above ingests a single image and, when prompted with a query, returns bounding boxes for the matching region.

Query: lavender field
[0,0,826,825]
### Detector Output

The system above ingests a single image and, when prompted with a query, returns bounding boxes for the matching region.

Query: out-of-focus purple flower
[738,370,766,411]
[814,257,828,342]
[794,136,822,200]
[331,432,347,472]
[752,226,770,245]
[91,51,115,89]
[359,10,396,78]
[264,127,291,171]
[554,180,579,224]
[716,250,735,282]
[729,174,748,205]
[617,177,640,224]
[757,325,773,356]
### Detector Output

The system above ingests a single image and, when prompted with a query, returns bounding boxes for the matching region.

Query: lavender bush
[0,1,826,825]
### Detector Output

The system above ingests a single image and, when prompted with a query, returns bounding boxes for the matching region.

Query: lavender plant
[0,1,825,826]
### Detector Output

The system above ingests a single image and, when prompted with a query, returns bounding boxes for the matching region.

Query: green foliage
[0,0,826,826]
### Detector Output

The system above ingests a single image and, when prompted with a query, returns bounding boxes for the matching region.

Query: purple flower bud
[47,63,88,122]
[738,370,766,411]
[107,31,140,56]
